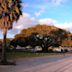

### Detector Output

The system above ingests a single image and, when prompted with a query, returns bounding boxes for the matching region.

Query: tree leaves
[14,25,72,47]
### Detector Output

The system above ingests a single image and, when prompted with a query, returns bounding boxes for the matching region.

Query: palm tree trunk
[1,27,7,63]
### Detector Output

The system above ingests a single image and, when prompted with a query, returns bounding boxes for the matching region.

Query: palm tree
[0,0,22,64]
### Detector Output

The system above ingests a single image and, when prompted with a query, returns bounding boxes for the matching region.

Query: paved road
[0,54,72,72]
[17,54,71,67]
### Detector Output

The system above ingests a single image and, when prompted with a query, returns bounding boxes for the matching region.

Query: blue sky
[0,0,72,39]
[22,0,72,22]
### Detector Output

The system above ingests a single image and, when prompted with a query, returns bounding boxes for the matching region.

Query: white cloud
[13,12,38,30]
[53,0,68,5]
[35,7,45,17]
[12,14,72,38]
[0,12,38,39]
[0,12,72,39]
[22,12,30,17]
[22,3,29,8]
[39,18,57,26]
[46,0,68,6]
[0,30,3,34]
[54,22,72,28]
[54,22,72,31]
[38,18,72,32]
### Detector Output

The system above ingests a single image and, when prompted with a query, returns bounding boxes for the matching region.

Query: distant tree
[11,33,60,52]
[10,33,42,50]
[50,29,68,46]
[28,33,56,52]
[10,27,70,53]
[61,38,72,47]
[10,37,29,49]
[37,35,58,52]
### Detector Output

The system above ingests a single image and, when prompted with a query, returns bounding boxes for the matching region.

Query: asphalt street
[0,54,72,72]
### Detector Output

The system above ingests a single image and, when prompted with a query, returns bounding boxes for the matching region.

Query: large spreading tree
[0,0,22,64]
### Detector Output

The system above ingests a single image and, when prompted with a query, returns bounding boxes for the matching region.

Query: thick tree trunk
[1,27,7,63]
[42,47,48,52]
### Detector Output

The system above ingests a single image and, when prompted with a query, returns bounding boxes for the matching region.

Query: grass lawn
[5,51,65,59]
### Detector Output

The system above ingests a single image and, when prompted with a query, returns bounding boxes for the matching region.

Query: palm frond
[0,0,22,29]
